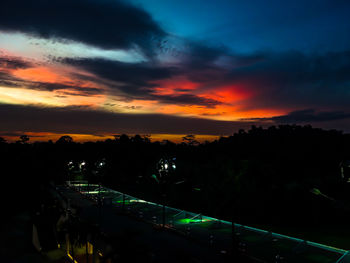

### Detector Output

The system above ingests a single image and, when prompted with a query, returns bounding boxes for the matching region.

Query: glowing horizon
[1,132,220,144]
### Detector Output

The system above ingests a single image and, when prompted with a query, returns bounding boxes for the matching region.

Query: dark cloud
[153,41,264,86]
[60,47,350,112]
[200,112,227,116]
[0,55,37,87]
[168,42,264,84]
[33,82,102,96]
[0,71,22,87]
[33,82,76,91]
[62,58,175,94]
[183,42,227,69]
[0,67,102,96]
[0,103,260,135]
[0,70,28,88]
[229,50,350,85]
[169,42,231,84]
[245,109,350,123]
[0,55,102,95]
[226,50,350,111]
[62,58,222,107]
[0,75,103,97]
[151,94,222,108]
[0,55,36,86]
[0,56,34,69]
[0,79,20,87]
[0,0,165,57]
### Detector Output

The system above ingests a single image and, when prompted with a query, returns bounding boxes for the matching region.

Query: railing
[67,181,350,263]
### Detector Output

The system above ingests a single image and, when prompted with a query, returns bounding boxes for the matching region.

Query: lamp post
[79,161,86,192]
[94,159,106,225]
[67,161,74,183]
[153,157,176,228]
[95,159,106,199]
[67,160,86,186]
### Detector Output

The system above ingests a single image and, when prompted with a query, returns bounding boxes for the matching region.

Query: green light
[82,190,108,194]
[310,188,322,195]
[151,174,159,183]
[72,183,99,187]
[177,218,211,224]
[114,200,132,204]
[66,182,348,259]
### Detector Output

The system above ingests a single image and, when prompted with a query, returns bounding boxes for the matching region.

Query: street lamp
[67,160,86,185]
[79,161,86,169]
[95,159,106,196]
[152,157,176,228]
[94,158,106,225]
[67,161,75,183]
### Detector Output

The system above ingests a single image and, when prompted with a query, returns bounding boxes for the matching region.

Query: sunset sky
[1,0,350,142]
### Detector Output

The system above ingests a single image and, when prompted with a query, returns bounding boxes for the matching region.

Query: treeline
[1,124,350,228]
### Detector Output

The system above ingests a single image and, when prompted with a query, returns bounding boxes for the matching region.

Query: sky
[0,0,350,142]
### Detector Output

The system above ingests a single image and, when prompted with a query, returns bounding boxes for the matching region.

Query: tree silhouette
[56,135,74,144]
[182,134,199,146]
[17,134,29,144]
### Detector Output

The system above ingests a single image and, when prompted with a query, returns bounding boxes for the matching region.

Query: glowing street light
[97,159,106,169]
[79,161,86,170]
[157,157,176,179]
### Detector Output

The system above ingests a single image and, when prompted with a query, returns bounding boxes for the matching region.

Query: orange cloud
[1,51,287,127]
[3,62,106,107]
[151,77,200,95]
[13,66,69,83]
[207,84,253,103]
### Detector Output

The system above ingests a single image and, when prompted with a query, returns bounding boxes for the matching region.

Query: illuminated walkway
[65,181,350,263]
